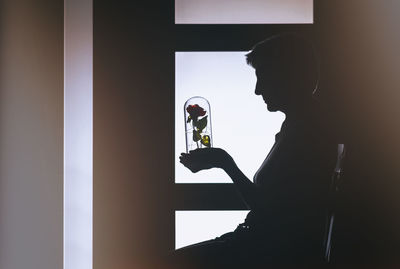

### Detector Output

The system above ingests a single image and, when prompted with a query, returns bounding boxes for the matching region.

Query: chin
[266,104,279,112]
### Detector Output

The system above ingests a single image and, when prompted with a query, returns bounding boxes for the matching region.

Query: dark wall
[94,1,400,268]
[315,1,400,263]
[94,1,175,268]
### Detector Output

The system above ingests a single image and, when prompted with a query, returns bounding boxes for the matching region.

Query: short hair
[246,33,319,94]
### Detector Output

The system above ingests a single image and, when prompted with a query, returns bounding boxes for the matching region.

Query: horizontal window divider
[174,24,311,31]
[174,25,313,51]
[173,183,248,210]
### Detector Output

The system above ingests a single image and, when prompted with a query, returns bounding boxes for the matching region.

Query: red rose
[186,104,206,119]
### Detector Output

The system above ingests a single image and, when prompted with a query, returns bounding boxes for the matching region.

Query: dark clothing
[246,113,336,251]
[172,109,337,268]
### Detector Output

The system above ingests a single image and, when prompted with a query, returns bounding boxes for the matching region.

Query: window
[174,0,314,249]
[175,0,313,24]
[175,210,249,249]
[175,51,284,184]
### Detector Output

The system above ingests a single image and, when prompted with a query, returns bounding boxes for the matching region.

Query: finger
[189,149,207,156]
[179,158,189,165]
[180,161,199,173]
[189,148,206,153]
[180,157,196,166]
[180,153,189,159]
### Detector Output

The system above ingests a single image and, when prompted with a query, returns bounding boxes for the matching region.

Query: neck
[283,98,317,121]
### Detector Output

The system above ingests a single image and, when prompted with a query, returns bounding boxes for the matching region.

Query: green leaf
[201,135,211,147]
[187,115,192,123]
[193,129,201,142]
[194,116,208,132]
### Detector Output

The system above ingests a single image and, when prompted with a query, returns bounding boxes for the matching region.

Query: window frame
[173,20,314,248]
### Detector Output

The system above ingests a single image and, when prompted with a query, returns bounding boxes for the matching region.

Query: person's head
[246,33,319,113]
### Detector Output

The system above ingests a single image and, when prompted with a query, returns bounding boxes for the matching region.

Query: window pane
[175,210,250,249]
[175,0,313,24]
[175,52,284,183]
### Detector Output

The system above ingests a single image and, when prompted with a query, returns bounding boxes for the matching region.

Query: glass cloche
[184,96,213,153]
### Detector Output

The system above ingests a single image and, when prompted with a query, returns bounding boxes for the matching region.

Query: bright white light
[64,0,93,269]
[175,52,285,183]
[175,210,250,249]
[175,0,313,24]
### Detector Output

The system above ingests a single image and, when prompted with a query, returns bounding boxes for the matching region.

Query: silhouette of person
[173,33,337,269]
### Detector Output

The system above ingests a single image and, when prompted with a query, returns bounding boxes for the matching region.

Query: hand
[179,148,234,173]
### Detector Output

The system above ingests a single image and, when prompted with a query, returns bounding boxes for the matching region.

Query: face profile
[247,33,319,115]
[254,66,286,112]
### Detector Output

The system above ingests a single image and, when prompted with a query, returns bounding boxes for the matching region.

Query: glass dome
[184,96,213,153]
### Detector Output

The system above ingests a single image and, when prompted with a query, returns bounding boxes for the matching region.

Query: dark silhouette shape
[173,33,338,269]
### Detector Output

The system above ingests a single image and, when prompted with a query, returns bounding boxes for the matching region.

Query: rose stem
[192,120,200,149]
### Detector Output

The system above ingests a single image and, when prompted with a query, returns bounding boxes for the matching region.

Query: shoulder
[282,110,337,155]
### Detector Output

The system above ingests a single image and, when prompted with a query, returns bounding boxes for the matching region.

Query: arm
[180,148,261,209]
[222,158,262,209]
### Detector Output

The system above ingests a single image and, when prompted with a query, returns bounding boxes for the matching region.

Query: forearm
[180,148,262,208]
[223,161,261,209]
